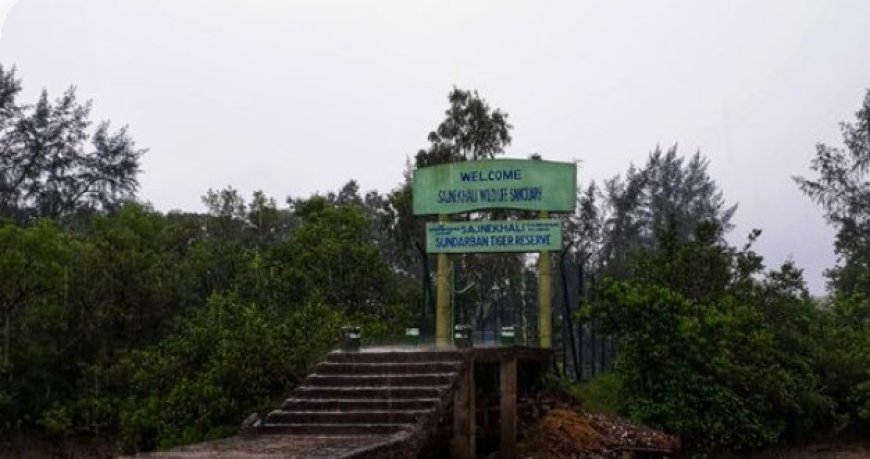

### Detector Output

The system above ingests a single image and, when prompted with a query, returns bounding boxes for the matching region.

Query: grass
[544,371,623,416]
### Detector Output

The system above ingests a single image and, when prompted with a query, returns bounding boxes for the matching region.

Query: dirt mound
[517,399,679,458]
[518,407,606,457]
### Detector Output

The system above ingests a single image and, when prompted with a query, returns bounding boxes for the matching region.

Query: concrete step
[265,409,429,425]
[315,361,463,375]
[305,373,456,387]
[294,386,446,400]
[282,397,441,411]
[257,422,413,436]
[327,351,464,364]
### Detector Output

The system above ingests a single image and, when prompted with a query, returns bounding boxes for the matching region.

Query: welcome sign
[412,159,577,215]
[426,219,562,253]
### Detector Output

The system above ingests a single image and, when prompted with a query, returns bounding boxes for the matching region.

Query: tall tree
[597,146,736,277]
[0,69,144,223]
[414,87,512,167]
[796,90,870,295]
[642,148,736,239]
[387,87,516,275]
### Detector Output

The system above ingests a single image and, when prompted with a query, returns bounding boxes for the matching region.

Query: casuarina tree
[796,90,870,296]
[0,65,145,223]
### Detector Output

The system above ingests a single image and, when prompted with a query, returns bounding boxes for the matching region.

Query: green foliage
[108,194,413,452]
[794,88,870,437]
[583,146,737,279]
[796,90,870,296]
[564,135,870,453]
[814,294,870,435]
[414,87,512,167]
[0,188,415,452]
[116,294,343,453]
[290,202,403,316]
[0,220,72,432]
[586,227,851,452]
[574,374,623,416]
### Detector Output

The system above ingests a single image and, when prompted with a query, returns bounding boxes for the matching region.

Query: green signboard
[412,159,577,215]
[426,219,562,253]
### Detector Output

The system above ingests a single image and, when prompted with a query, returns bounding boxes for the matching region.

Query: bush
[116,294,343,453]
[590,274,838,452]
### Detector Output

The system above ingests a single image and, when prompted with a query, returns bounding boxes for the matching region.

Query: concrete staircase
[257,349,467,456]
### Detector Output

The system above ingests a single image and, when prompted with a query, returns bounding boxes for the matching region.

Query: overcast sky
[2,0,870,294]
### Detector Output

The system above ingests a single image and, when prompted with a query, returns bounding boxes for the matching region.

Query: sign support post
[537,210,552,349]
[436,214,451,347]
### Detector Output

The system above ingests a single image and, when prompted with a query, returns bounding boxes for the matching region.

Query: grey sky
[2,0,870,294]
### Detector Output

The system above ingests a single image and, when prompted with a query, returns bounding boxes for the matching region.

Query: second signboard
[426,219,562,253]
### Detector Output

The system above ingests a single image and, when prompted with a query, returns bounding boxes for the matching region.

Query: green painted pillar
[436,214,451,347]
[538,210,552,348]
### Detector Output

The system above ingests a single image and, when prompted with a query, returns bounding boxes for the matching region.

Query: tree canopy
[414,87,512,167]
[796,90,870,296]
[0,65,144,223]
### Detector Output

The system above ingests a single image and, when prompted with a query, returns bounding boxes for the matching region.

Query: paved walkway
[136,433,402,458]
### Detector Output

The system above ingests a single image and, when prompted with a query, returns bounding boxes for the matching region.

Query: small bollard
[405,327,420,345]
[341,325,361,351]
[500,325,516,345]
[454,324,473,349]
